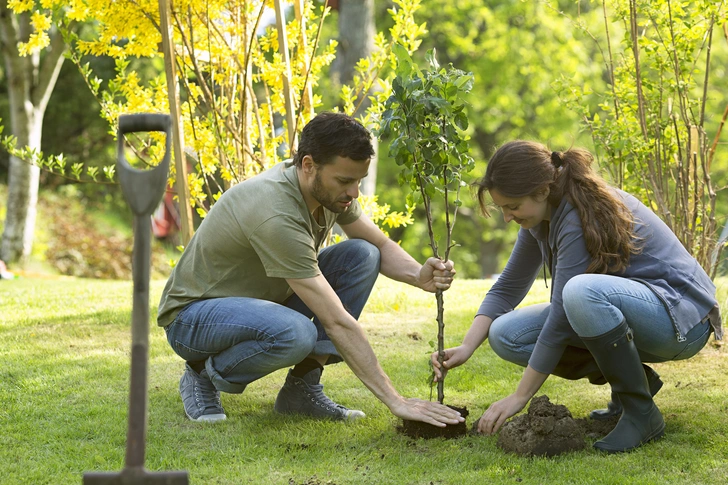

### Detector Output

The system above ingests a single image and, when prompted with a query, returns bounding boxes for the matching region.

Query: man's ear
[301,155,316,174]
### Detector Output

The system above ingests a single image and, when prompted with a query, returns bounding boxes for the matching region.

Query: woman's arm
[477,228,544,319]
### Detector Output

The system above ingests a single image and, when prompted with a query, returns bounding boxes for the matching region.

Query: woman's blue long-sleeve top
[477,189,722,375]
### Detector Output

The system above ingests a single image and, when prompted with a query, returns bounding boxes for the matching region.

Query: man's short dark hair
[292,112,374,167]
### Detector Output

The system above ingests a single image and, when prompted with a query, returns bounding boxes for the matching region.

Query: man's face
[310,156,370,213]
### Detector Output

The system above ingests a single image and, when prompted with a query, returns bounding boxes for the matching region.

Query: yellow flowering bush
[8,0,427,237]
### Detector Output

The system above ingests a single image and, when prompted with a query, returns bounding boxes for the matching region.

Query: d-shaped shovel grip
[117,114,172,217]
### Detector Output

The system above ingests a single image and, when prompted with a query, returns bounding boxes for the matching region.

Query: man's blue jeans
[488,274,712,369]
[164,239,381,394]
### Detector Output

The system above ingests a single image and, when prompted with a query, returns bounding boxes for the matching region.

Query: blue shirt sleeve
[477,228,543,319]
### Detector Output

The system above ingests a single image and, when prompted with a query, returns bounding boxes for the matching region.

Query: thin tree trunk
[333,0,378,195]
[159,0,194,245]
[0,7,66,265]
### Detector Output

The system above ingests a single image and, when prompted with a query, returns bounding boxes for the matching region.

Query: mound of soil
[398,405,469,439]
[496,395,590,457]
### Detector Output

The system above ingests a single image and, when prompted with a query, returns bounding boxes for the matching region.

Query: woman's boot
[590,364,663,420]
[582,320,665,453]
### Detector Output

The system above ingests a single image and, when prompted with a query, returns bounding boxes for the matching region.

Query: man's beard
[311,171,353,214]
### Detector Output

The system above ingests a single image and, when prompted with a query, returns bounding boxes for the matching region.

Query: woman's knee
[561,275,593,312]
[563,275,599,334]
[487,317,512,360]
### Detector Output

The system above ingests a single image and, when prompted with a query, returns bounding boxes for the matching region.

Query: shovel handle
[83,113,189,483]
[118,114,172,469]
[117,114,172,217]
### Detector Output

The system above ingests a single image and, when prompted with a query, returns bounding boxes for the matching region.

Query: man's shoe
[274,369,365,421]
[179,363,227,422]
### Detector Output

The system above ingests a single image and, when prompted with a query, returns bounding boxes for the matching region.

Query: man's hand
[417,258,456,293]
[430,345,475,382]
[475,393,530,435]
[389,398,465,427]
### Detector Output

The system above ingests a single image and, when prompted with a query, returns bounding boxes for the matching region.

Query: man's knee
[343,239,381,270]
[278,322,318,364]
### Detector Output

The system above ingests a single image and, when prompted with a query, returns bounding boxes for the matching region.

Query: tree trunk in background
[479,218,508,277]
[332,0,378,196]
[0,8,66,265]
[473,127,507,275]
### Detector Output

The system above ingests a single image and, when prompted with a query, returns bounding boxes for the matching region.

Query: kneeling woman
[432,140,722,453]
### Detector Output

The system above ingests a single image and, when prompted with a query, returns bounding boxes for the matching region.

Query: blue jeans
[165,239,381,393]
[488,274,712,369]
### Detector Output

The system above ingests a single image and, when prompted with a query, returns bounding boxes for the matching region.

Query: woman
[432,140,722,453]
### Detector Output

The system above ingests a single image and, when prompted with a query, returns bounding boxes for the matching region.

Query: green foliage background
[1,0,727,278]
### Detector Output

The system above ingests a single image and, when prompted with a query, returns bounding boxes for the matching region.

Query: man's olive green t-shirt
[157,160,362,327]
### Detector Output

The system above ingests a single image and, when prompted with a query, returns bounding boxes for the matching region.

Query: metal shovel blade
[83,114,188,484]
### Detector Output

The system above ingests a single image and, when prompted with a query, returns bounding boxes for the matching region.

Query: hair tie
[550,151,563,168]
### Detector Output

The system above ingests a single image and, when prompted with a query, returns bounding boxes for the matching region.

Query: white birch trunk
[0,7,66,264]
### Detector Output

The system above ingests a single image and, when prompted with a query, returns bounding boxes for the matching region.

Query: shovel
[84,114,189,484]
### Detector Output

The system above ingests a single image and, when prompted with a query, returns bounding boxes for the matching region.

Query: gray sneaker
[179,364,227,422]
[274,369,365,421]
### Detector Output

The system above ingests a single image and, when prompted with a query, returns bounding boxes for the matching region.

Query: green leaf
[453,72,474,91]
[392,43,413,78]
[406,192,415,207]
[454,111,469,131]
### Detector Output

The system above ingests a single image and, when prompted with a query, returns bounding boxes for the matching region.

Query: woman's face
[489,188,550,229]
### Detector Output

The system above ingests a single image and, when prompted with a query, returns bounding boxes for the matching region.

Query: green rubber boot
[582,320,665,453]
[590,364,663,420]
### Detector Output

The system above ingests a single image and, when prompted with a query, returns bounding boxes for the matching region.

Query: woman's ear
[534,186,550,202]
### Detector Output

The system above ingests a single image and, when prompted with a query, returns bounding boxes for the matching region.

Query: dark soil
[398,405,469,439]
[575,414,619,440]
[494,395,618,457]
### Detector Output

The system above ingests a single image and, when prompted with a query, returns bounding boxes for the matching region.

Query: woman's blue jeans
[488,274,712,369]
[164,239,381,394]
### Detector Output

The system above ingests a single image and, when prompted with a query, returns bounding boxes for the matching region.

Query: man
[158,112,462,428]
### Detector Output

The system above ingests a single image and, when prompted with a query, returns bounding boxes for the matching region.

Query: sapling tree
[377,45,474,404]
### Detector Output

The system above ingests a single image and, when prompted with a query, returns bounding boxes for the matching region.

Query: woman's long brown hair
[476,140,640,274]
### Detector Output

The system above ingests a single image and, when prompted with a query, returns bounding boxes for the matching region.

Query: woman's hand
[476,393,530,435]
[430,345,475,382]
[475,366,548,435]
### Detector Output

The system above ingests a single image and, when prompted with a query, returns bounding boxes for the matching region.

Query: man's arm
[286,273,463,426]
[340,214,454,292]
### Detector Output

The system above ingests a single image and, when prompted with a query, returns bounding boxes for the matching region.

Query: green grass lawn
[1,275,727,484]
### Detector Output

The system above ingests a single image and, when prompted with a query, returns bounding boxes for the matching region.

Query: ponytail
[548,148,640,273]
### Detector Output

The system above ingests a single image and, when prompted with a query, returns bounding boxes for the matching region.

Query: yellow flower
[8,0,34,14]
[31,11,52,31]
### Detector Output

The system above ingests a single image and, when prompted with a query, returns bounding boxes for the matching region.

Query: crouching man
[158,112,463,428]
